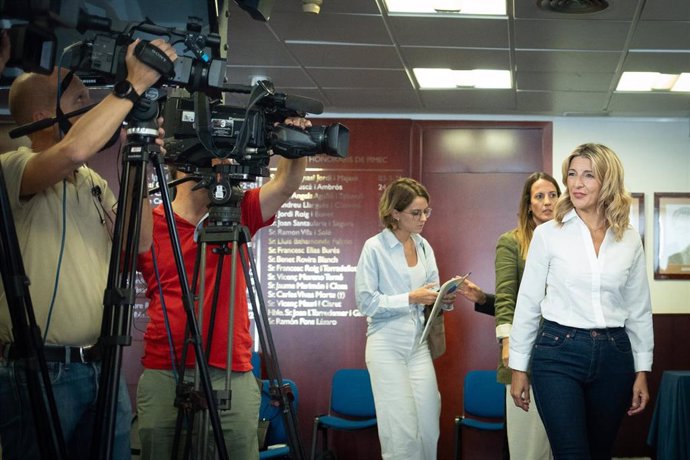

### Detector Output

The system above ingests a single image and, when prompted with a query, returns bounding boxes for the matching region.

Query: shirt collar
[382,228,422,249]
[562,208,579,223]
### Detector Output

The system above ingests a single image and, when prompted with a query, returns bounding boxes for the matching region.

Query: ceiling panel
[267,13,391,45]
[514,19,632,51]
[3,0,690,119]
[515,50,622,73]
[630,21,690,50]
[286,43,402,68]
[623,52,690,73]
[639,0,690,20]
[516,91,610,115]
[516,71,616,92]
[401,47,511,70]
[388,17,510,48]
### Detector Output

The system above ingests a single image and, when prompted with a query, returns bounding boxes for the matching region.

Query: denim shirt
[355,228,440,335]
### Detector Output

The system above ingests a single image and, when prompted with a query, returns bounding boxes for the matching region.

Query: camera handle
[0,162,68,460]
[89,115,228,459]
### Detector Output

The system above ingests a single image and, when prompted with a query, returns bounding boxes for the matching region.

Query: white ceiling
[223,0,690,118]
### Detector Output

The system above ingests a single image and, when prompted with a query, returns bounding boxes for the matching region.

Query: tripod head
[165,162,253,243]
[124,89,164,144]
[194,163,245,230]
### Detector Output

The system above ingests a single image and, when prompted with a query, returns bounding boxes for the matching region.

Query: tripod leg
[237,229,306,460]
[91,144,148,459]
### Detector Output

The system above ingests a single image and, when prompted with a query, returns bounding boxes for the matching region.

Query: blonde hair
[379,178,429,230]
[515,172,561,259]
[554,143,631,241]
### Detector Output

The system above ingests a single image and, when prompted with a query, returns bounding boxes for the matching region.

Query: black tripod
[0,162,67,460]
[89,95,228,459]
[167,164,305,460]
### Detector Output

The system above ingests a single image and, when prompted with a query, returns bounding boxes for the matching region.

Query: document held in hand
[419,273,470,345]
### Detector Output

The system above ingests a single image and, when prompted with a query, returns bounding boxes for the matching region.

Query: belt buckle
[79,347,86,363]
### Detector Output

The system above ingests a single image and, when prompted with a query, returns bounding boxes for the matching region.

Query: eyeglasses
[401,208,432,219]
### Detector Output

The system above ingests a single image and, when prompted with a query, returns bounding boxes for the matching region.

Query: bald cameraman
[0,38,176,460]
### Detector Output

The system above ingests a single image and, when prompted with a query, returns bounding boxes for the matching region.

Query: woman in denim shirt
[355,178,456,460]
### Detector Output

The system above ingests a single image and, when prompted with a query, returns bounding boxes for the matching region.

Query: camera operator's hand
[156,117,167,155]
[283,117,312,130]
[0,30,11,74]
[125,38,178,96]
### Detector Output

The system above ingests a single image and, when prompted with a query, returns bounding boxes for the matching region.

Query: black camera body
[162,88,349,177]
[69,21,225,94]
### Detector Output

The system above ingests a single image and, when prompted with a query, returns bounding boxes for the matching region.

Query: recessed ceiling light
[385,0,506,15]
[616,72,690,92]
[671,74,690,92]
[414,68,512,89]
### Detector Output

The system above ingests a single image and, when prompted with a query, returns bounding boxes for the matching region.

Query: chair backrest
[252,351,262,378]
[260,379,299,446]
[463,370,505,419]
[330,368,376,418]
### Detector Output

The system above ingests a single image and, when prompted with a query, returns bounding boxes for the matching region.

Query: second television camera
[162,83,349,175]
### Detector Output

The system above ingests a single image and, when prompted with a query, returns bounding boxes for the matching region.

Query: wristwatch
[112,80,140,104]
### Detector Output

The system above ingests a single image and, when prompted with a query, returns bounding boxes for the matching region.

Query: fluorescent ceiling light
[617,72,690,92]
[385,0,506,15]
[671,73,690,92]
[414,68,512,89]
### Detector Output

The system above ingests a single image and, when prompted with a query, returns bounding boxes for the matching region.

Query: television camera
[162,84,349,179]
[68,19,349,177]
[3,9,350,175]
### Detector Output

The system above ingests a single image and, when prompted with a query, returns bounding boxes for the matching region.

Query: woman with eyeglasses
[355,177,456,460]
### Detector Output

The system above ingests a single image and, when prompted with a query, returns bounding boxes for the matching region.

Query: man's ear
[32,109,53,123]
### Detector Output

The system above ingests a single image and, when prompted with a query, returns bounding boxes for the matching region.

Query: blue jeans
[0,359,132,460]
[530,320,635,460]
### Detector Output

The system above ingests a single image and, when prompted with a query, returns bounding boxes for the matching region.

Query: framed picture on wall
[630,193,645,245]
[654,193,690,280]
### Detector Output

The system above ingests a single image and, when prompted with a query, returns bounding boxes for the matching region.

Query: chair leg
[321,426,329,456]
[454,417,462,460]
[310,418,320,460]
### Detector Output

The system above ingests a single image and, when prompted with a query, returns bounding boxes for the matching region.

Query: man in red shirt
[136,119,309,459]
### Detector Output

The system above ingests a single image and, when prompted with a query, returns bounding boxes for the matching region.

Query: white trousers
[505,384,553,460]
[365,314,440,460]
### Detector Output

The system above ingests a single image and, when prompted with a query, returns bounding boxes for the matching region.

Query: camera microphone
[91,185,102,201]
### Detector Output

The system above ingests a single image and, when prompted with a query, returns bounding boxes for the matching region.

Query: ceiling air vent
[536,0,609,14]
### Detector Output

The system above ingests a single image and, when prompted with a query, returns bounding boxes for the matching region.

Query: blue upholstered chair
[454,369,506,460]
[309,368,377,460]
[252,351,262,378]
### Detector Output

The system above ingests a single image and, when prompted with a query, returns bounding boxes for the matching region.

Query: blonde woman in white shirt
[509,143,653,460]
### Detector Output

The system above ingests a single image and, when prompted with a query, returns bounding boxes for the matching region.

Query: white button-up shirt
[509,209,654,372]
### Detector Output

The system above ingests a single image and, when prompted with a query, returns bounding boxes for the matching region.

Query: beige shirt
[0,147,116,346]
